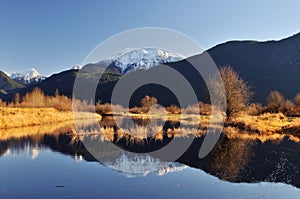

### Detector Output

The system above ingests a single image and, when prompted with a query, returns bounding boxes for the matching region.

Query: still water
[0,119,300,198]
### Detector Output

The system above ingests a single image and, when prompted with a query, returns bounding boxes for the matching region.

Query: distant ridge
[1,32,300,104]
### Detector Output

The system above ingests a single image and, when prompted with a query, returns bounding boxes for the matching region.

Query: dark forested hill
[207,33,300,103]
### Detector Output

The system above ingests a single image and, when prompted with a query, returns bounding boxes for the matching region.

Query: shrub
[96,103,112,115]
[267,90,285,113]
[246,103,264,116]
[140,95,158,113]
[166,105,181,114]
[294,93,300,107]
[0,98,6,107]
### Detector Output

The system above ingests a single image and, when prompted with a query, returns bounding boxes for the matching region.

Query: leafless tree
[294,93,300,107]
[267,90,285,113]
[140,95,158,113]
[210,66,252,120]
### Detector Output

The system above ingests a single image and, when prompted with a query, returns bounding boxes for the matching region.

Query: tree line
[1,66,299,119]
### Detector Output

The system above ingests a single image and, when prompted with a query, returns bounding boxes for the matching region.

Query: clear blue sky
[0,0,300,76]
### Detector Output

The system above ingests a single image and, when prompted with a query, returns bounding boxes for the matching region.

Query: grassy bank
[0,107,101,129]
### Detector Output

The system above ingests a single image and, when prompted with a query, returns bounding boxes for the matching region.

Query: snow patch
[10,68,44,84]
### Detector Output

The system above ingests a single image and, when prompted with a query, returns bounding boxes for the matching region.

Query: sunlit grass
[1,106,300,145]
[0,107,101,129]
[73,112,300,144]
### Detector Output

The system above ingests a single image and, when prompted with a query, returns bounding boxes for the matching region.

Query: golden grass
[0,121,74,141]
[0,119,103,142]
[232,112,295,134]
[0,107,101,129]
[223,126,286,143]
[74,113,300,144]
[2,107,299,145]
[222,112,300,143]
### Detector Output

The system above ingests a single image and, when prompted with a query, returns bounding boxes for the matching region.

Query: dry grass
[0,121,74,141]
[0,107,101,129]
[2,99,299,145]
[231,112,292,134]
[0,119,103,142]
[223,126,286,143]
[78,112,300,144]
[222,112,300,143]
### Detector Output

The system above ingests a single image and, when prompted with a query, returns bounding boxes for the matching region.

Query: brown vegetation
[11,88,73,111]
[0,88,101,129]
[74,112,300,146]
[265,91,300,116]
[0,107,101,129]
[294,93,300,106]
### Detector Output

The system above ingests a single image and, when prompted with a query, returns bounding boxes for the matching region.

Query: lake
[1,117,300,199]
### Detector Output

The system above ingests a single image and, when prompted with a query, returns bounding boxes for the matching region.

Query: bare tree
[14,93,20,106]
[267,90,285,113]
[294,93,300,107]
[210,66,252,119]
[140,95,158,113]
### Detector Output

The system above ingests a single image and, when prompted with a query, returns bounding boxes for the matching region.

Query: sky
[0,0,300,76]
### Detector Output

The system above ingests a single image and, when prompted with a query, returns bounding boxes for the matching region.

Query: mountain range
[1,33,300,105]
[9,68,45,85]
[78,48,185,75]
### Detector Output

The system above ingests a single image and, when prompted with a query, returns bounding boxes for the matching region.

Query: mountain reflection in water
[0,116,300,188]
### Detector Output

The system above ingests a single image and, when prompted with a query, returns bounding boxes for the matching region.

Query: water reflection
[0,116,300,189]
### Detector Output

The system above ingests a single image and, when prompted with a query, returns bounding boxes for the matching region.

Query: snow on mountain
[2,71,10,76]
[10,68,45,85]
[94,48,185,74]
[114,48,185,74]
[72,64,82,70]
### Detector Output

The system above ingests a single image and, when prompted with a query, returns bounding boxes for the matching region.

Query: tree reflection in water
[0,116,300,188]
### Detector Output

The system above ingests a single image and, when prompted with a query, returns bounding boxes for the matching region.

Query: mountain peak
[72,64,82,70]
[10,68,45,85]
[101,48,185,74]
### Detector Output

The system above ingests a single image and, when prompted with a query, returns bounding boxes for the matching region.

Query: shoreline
[1,107,299,139]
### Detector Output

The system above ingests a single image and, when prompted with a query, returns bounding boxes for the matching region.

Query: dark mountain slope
[208,33,300,103]
[0,71,24,93]
[0,69,122,103]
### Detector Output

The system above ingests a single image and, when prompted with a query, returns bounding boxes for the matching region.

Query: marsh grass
[73,112,300,146]
[0,107,101,129]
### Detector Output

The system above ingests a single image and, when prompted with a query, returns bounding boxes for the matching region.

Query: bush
[267,90,285,113]
[0,99,6,107]
[140,95,158,113]
[166,105,181,114]
[96,103,112,115]
[246,103,264,116]
[294,93,300,107]
[129,106,142,114]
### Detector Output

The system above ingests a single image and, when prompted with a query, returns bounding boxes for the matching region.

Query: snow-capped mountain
[10,68,45,85]
[84,48,185,74]
[113,48,185,74]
